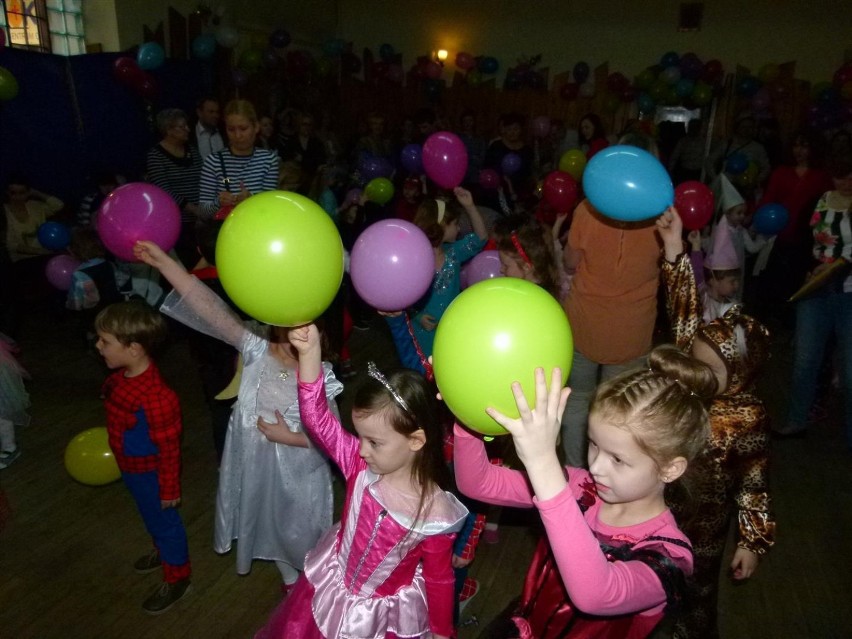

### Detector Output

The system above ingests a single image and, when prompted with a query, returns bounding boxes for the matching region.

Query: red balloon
[702,59,723,85]
[479,168,501,190]
[674,181,714,231]
[425,61,442,80]
[135,72,159,100]
[113,56,143,86]
[422,131,468,189]
[455,52,475,71]
[833,63,852,89]
[542,171,578,214]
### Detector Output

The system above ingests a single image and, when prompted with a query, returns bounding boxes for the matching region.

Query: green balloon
[0,66,19,102]
[364,177,394,205]
[216,190,344,326]
[239,48,264,73]
[433,278,573,436]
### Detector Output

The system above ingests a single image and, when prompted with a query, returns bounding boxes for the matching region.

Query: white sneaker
[0,449,21,469]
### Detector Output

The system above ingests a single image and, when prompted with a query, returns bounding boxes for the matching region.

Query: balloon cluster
[504,54,546,91]
[368,43,404,85]
[558,61,593,102]
[112,52,160,100]
[632,52,723,114]
[452,52,499,87]
[803,62,852,131]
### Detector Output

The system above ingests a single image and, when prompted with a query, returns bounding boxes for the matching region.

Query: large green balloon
[433,278,573,436]
[0,66,19,102]
[65,427,121,486]
[216,190,344,326]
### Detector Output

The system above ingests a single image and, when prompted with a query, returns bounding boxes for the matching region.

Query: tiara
[367,361,411,413]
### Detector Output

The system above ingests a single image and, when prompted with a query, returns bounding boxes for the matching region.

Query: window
[1,0,85,55]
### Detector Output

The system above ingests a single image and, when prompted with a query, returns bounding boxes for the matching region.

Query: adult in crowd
[193,96,224,159]
[754,131,832,318]
[147,108,203,266]
[198,100,279,220]
[577,113,610,160]
[774,153,852,448]
[279,112,327,182]
[559,133,663,468]
[483,112,534,211]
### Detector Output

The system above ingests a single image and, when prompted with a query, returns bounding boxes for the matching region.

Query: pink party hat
[704,215,740,271]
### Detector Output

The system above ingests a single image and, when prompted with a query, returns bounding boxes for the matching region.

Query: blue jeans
[787,290,852,447]
[559,350,647,467]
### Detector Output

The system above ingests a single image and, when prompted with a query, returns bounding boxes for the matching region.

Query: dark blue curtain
[0,48,210,210]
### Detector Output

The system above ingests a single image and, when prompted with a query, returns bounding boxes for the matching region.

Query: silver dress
[160,278,341,574]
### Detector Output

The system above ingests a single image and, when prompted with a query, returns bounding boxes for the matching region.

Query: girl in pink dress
[256,324,468,639]
[454,347,716,638]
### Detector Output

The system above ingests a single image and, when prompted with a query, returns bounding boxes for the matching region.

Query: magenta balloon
[97,183,181,261]
[422,131,469,190]
[350,219,435,311]
[461,250,502,289]
[44,255,81,291]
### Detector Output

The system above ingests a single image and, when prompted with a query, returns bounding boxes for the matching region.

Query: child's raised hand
[418,314,437,332]
[133,241,172,270]
[656,206,685,260]
[454,186,474,208]
[485,367,570,471]
[287,323,319,353]
[687,230,702,251]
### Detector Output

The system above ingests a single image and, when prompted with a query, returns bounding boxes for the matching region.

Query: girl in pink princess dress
[256,323,468,639]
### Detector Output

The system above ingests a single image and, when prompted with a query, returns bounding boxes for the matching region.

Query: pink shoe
[483,527,500,544]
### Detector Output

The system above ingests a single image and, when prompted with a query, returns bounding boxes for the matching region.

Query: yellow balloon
[558,149,587,181]
[65,427,121,486]
[216,190,344,326]
[433,278,573,436]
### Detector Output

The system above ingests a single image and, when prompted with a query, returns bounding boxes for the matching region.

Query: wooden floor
[0,301,850,639]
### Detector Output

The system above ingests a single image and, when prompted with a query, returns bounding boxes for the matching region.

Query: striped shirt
[146,145,202,224]
[198,148,279,218]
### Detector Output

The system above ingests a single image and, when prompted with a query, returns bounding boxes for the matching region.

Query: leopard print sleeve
[660,252,701,351]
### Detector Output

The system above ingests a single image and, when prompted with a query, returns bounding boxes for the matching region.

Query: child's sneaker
[133,549,161,574]
[0,449,21,469]
[142,578,191,615]
[459,578,480,613]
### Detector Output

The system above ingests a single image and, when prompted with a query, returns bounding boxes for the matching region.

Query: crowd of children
[3,92,852,639]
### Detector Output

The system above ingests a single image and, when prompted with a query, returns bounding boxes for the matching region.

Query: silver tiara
[367,361,411,414]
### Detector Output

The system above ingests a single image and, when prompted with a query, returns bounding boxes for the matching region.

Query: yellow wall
[82,0,120,52]
[338,0,850,83]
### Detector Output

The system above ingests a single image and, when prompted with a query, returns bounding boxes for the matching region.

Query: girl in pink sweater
[454,346,715,638]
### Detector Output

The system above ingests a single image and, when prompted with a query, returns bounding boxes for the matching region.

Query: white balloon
[579,82,595,98]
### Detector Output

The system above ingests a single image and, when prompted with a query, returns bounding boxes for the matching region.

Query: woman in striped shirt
[199,100,279,221]
[147,109,203,265]
[777,153,852,445]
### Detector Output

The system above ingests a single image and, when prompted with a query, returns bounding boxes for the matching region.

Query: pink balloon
[97,183,181,261]
[460,250,502,289]
[422,131,469,190]
[45,255,81,291]
[350,219,434,311]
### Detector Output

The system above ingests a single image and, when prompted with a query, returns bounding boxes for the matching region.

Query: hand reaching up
[656,206,685,262]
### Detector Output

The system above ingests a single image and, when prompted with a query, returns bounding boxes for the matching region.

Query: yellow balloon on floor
[65,427,121,486]
[433,278,573,436]
[216,191,344,326]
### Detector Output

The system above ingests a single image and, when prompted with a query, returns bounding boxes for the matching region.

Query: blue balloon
[360,156,393,181]
[583,145,674,222]
[736,75,760,97]
[660,51,680,68]
[323,38,345,57]
[269,29,291,49]
[137,42,165,71]
[191,33,216,60]
[752,204,789,236]
[501,152,522,176]
[37,221,71,251]
[479,56,499,75]
[400,144,423,174]
[637,92,656,113]
[675,78,695,97]
[725,152,748,175]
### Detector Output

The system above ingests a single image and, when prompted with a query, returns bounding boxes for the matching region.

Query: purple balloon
[460,250,502,289]
[501,152,522,176]
[232,68,249,87]
[400,144,423,174]
[360,156,393,181]
[350,219,434,311]
[97,183,181,261]
[44,255,81,291]
[422,131,468,190]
